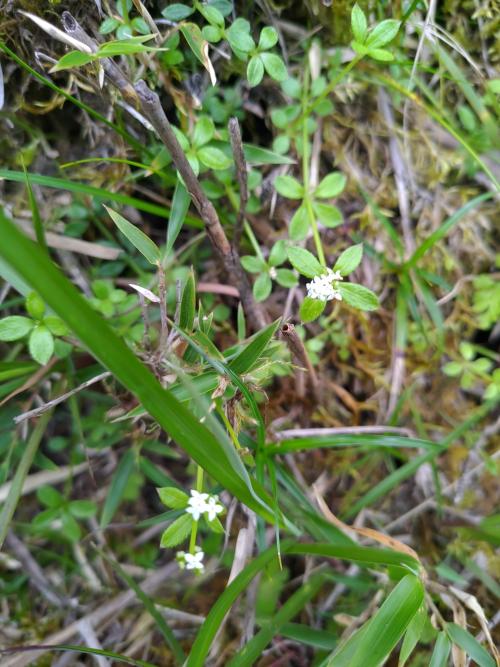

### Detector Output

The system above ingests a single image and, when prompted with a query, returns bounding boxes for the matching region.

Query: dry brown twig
[228,117,248,251]
[280,322,321,401]
[60,12,267,331]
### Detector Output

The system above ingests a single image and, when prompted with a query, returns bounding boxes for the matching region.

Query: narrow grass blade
[280,623,337,650]
[328,574,424,666]
[287,543,420,574]
[445,623,495,667]
[100,449,135,529]
[228,319,281,374]
[267,434,441,455]
[100,552,185,664]
[0,210,276,523]
[0,169,184,223]
[227,572,327,666]
[0,410,52,550]
[0,644,155,667]
[186,542,289,667]
[22,164,48,254]
[398,605,426,666]
[429,632,452,667]
[407,193,492,268]
[0,42,144,154]
[166,180,191,254]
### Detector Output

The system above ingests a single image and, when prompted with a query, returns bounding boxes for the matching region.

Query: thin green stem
[307,55,363,115]
[189,465,204,554]
[302,67,326,267]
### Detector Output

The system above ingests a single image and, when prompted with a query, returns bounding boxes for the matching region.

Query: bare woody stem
[61,12,268,331]
[228,117,248,251]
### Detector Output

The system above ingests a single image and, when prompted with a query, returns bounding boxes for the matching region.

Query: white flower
[184,550,205,572]
[205,496,224,522]
[269,266,278,279]
[306,268,343,302]
[185,489,209,521]
[176,548,205,573]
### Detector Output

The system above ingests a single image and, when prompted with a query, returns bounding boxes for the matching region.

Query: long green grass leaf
[100,552,185,664]
[0,410,52,550]
[227,572,327,666]
[445,623,495,667]
[267,434,442,455]
[328,575,424,666]
[0,209,276,524]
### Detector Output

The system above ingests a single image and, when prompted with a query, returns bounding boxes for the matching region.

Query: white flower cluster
[176,547,204,572]
[185,489,224,522]
[306,268,343,302]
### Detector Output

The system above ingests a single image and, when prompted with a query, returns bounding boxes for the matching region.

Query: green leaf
[443,361,462,376]
[28,325,54,364]
[259,26,278,50]
[268,240,288,266]
[157,487,189,509]
[162,3,195,20]
[398,605,426,666]
[445,623,495,667]
[97,39,161,57]
[100,449,135,529]
[247,55,264,87]
[338,283,379,310]
[69,499,97,518]
[287,246,323,278]
[44,315,69,336]
[226,18,255,53]
[37,485,63,508]
[26,291,45,319]
[351,4,368,43]
[0,208,280,526]
[197,146,233,170]
[368,47,394,61]
[50,50,96,72]
[227,572,326,666]
[166,180,191,254]
[192,116,215,148]
[260,52,288,81]
[328,575,424,666]
[160,514,193,548]
[99,17,121,34]
[299,297,326,322]
[266,434,442,456]
[105,206,160,265]
[202,25,222,42]
[229,319,281,374]
[429,632,452,667]
[351,40,370,56]
[333,244,363,276]
[275,269,298,288]
[313,202,343,228]
[366,19,401,48]
[197,3,224,27]
[253,273,272,302]
[241,143,294,165]
[314,172,346,199]
[275,175,304,199]
[0,412,52,550]
[0,315,34,341]
[241,255,265,273]
[61,511,81,542]
[290,204,309,240]
[187,541,420,667]
[180,272,196,331]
